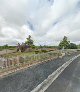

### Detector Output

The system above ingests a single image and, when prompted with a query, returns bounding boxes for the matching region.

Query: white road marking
[31,54,80,92]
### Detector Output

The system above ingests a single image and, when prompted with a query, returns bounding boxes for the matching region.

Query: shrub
[41,50,47,53]
[35,50,40,54]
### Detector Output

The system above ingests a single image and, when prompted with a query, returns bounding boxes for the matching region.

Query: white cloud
[0,0,80,45]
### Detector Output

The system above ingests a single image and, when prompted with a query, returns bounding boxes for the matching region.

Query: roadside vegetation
[0,35,79,77]
[77,45,80,49]
[0,35,79,58]
[59,36,77,49]
[0,44,16,51]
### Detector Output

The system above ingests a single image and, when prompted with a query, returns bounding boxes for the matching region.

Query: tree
[4,44,8,49]
[77,44,80,49]
[59,36,70,49]
[25,35,34,47]
[69,43,77,49]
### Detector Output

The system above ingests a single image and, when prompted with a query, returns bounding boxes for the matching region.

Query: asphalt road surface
[45,55,80,92]
[0,52,80,92]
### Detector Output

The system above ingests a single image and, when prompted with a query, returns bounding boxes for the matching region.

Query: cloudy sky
[0,0,80,46]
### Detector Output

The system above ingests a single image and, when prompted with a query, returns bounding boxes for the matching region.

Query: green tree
[59,36,70,49]
[25,35,34,47]
[69,43,77,49]
[77,44,80,49]
[4,44,8,49]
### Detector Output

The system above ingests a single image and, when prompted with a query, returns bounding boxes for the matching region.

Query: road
[0,51,80,92]
[45,55,80,92]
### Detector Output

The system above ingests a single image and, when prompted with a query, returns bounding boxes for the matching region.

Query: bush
[35,50,40,54]
[69,43,77,49]
[41,50,47,53]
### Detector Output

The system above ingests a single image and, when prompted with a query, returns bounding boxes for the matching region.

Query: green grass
[2,51,35,58]
[0,46,16,51]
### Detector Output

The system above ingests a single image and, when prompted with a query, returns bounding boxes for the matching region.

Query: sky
[0,0,80,46]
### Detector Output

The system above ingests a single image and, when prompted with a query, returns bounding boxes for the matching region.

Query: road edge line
[31,54,80,92]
